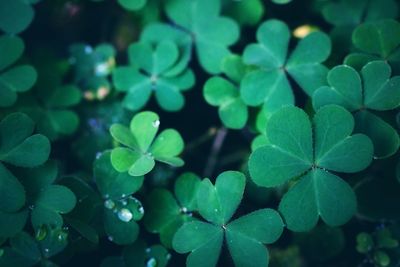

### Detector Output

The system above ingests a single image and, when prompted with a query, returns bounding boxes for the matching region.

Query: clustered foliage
[0,0,400,267]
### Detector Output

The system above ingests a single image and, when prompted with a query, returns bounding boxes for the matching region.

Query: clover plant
[1,1,400,266]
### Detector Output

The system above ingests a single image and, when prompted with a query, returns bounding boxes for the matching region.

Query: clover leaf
[0,0,35,34]
[0,35,37,107]
[0,112,50,168]
[345,19,400,73]
[313,61,400,158]
[144,172,200,248]
[203,55,249,129]
[141,23,192,77]
[113,40,194,111]
[241,19,331,120]
[110,111,184,176]
[118,0,147,10]
[16,161,77,230]
[165,0,239,74]
[322,0,398,59]
[249,105,373,231]
[21,84,82,141]
[94,152,144,245]
[173,171,284,267]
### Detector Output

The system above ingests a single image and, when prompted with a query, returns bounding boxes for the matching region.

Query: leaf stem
[203,127,228,178]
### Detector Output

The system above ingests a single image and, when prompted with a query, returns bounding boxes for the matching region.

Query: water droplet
[29,205,35,210]
[44,248,49,255]
[121,200,128,206]
[84,45,93,54]
[95,152,102,159]
[104,194,110,199]
[152,120,160,128]
[108,236,114,241]
[35,226,47,241]
[58,232,67,241]
[138,206,144,215]
[95,62,109,76]
[118,208,133,222]
[146,257,157,267]
[166,253,171,260]
[181,207,188,213]
[104,199,115,210]
[145,248,151,253]
[214,209,218,212]
[187,212,193,217]
[121,194,126,198]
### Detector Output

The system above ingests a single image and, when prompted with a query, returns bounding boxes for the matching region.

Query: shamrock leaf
[113,40,194,112]
[345,19,400,74]
[144,172,200,248]
[322,0,398,59]
[203,55,249,129]
[69,43,115,101]
[313,61,400,158]
[21,84,82,141]
[0,112,50,168]
[249,105,373,231]
[0,0,35,34]
[165,0,239,74]
[141,23,192,77]
[118,0,147,10]
[0,35,37,107]
[173,171,284,267]
[15,161,77,230]
[110,111,185,176]
[94,152,144,245]
[241,19,331,119]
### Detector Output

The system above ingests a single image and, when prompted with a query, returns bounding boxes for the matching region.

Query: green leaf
[249,106,312,187]
[313,105,373,172]
[0,162,25,213]
[173,221,223,267]
[197,171,245,225]
[313,61,399,158]
[104,208,139,245]
[226,209,284,267]
[150,129,184,159]
[10,232,41,262]
[110,111,185,176]
[174,173,201,211]
[165,0,239,74]
[130,111,159,152]
[0,113,50,167]
[0,210,29,237]
[279,169,357,232]
[128,154,155,176]
[0,0,34,34]
[223,0,264,26]
[35,185,76,214]
[0,35,24,71]
[352,19,400,58]
[94,152,144,199]
[118,0,146,10]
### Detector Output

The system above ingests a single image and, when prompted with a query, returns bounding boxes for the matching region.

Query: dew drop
[104,199,115,210]
[145,248,151,253]
[84,45,93,54]
[121,194,127,198]
[181,207,188,213]
[35,226,47,241]
[44,248,49,255]
[138,206,145,215]
[166,253,171,260]
[146,257,157,267]
[118,208,133,222]
[214,209,218,212]
[108,236,114,241]
[152,120,160,128]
